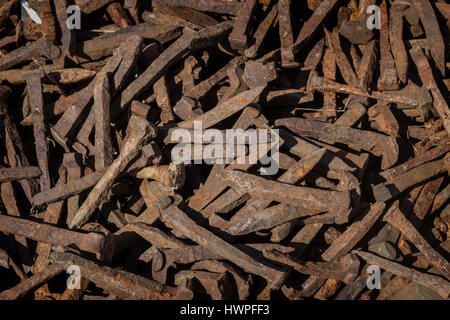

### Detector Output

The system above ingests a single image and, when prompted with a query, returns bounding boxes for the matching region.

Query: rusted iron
[152,246,218,283]
[279,129,355,173]
[276,117,399,170]
[152,0,240,15]
[306,71,418,107]
[152,5,220,30]
[53,0,76,56]
[131,100,152,120]
[409,47,450,136]
[160,195,288,289]
[244,4,277,58]
[264,88,312,107]
[126,223,186,250]
[144,7,198,30]
[284,223,323,255]
[192,260,252,300]
[51,36,144,149]
[278,0,298,68]
[74,0,113,14]
[368,103,399,137]
[356,39,377,90]
[106,2,131,29]
[383,200,450,281]
[69,116,155,229]
[33,172,67,275]
[0,0,17,27]
[380,141,450,180]
[293,0,340,54]
[79,24,181,61]
[217,168,351,223]
[373,159,446,202]
[151,242,282,287]
[324,29,359,88]
[0,0,449,301]
[76,35,148,150]
[153,75,175,124]
[36,0,55,41]
[394,81,433,120]
[340,17,374,45]
[410,0,445,75]
[314,279,342,300]
[0,263,65,300]
[125,141,162,174]
[174,57,245,119]
[63,153,82,227]
[32,152,162,209]
[0,214,113,261]
[432,184,450,214]
[219,202,317,236]
[411,177,443,226]
[301,38,325,73]
[209,149,327,235]
[228,0,256,51]
[94,72,114,172]
[179,56,200,95]
[219,62,247,103]
[24,70,50,191]
[0,248,26,280]
[244,60,277,89]
[389,2,408,84]
[0,38,54,71]
[0,166,41,182]
[0,181,33,273]
[323,202,386,261]
[377,0,399,91]
[376,276,411,300]
[335,102,366,127]
[321,47,337,119]
[187,112,270,219]
[115,21,233,112]
[293,135,370,179]
[31,171,103,208]
[178,86,265,129]
[354,250,450,299]
[174,270,231,300]
[265,249,360,284]
[301,203,385,297]
[1,106,39,204]
[137,163,186,190]
[48,251,185,300]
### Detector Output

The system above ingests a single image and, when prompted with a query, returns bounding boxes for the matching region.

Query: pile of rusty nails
[0,0,449,300]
